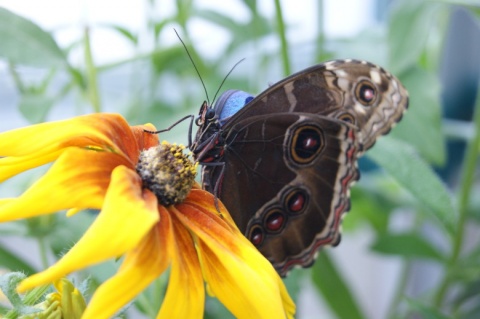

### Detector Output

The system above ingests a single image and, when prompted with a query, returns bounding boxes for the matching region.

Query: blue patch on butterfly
[215,90,254,126]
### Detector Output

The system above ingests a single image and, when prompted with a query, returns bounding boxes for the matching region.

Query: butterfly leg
[143,114,195,147]
[200,161,226,216]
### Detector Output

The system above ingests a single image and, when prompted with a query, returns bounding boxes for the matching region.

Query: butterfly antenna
[174,28,210,105]
[211,58,245,106]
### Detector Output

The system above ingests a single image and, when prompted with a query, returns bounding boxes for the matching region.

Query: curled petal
[18,166,159,291]
[83,210,171,319]
[157,209,205,319]
[0,148,130,222]
[0,114,156,182]
[130,124,160,153]
[174,189,295,319]
[0,149,63,183]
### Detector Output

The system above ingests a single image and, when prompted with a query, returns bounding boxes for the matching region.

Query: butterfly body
[192,59,408,276]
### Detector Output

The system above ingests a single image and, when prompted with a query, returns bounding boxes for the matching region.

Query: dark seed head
[136,142,197,206]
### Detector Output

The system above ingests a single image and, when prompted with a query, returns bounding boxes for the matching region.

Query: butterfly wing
[197,59,408,276]
[221,59,408,151]
[202,113,360,276]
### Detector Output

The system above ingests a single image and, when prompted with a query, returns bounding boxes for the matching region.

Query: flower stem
[315,0,327,61]
[84,27,101,113]
[434,86,480,306]
[273,0,290,76]
[37,236,49,269]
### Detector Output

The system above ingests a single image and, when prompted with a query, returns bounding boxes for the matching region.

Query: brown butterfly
[191,59,408,276]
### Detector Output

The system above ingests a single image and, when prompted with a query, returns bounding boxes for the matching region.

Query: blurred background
[0,0,479,318]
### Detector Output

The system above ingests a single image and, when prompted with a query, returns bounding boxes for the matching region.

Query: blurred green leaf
[405,298,451,319]
[434,0,480,7]
[282,267,305,303]
[153,19,173,41]
[311,252,366,319]
[367,137,456,234]
[461,304,480,319]
[47,213,95,258]
[102,23,139,45]
[371,233,445,261]
[151,45,204,74]
[452,280,480,305]
[18,94,55,124]
[0,7,66,67]
[343,186,392,234]
[239,0,257,13]
[195,9,272,58]
[204,295,234,319]
[0,244,37,275]
[175,0,193,27]
[388,0,442,74]
[392,67,445,165]
[0,272,25,308]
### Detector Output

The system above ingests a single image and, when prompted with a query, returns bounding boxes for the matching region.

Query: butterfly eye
[355,80,377,106]
[205,108,216,120]
[244,96,254,105]
[338,113,356,124]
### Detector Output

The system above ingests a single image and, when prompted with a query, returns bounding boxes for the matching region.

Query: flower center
[136,142,197,206]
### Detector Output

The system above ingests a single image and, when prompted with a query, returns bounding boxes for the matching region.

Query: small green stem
[434,87,480,306]
[387,258,412,318]
[84,27,101,113]
[273,0,290,76]
[136,290,158,319]
[37,236,49,269]
[8,62,26,93]
[315,0,326,61]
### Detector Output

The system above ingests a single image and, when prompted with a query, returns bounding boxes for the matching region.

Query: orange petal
[82,212,170,319]
[0,113,153,182]
[174,189,295,319]
[18,166,159,291]
[183,187,238,228]
[0,149,63,183]
[0,147,130,222]
[157,208,205,319]
[130,123,160,152]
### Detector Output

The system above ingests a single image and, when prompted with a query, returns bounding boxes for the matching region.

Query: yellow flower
[0,113,295,319]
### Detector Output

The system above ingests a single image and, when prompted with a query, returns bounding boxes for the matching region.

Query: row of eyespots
[249,188,308,246]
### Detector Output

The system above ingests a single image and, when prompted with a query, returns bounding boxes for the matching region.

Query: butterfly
[191,59,408,276]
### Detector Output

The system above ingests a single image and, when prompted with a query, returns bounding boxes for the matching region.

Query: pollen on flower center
[136,141,197,206]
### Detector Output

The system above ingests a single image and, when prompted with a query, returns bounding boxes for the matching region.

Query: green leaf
[367,137,456,234]
[0,244,37,275]
[392,67,445,165]
[371,233,445,261]
[433,0,480,7]
[461,304,480,319]
[282,267,305,302]
[194,9,272,58]
[405,298,451,319]
[343,186,393,234]
[0,7,66,67]
[18,94,55,124]
[0,272,26,308]
[101,23,138,45]
[452,280,480,307]
[388,0,442,74]
[311,252,366,319]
